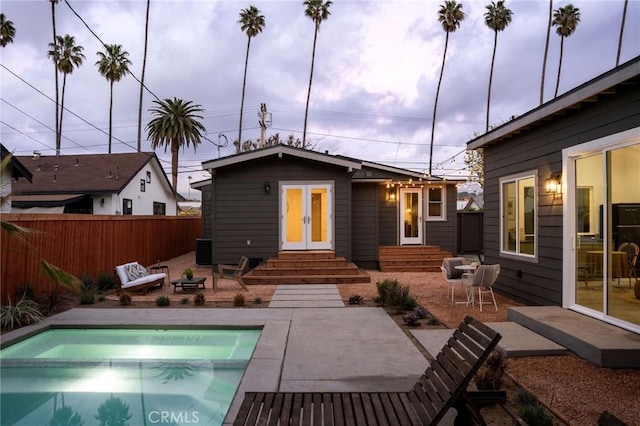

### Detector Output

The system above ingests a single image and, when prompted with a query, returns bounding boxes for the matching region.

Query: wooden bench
[214,256,249,292]
[233,316,502,425]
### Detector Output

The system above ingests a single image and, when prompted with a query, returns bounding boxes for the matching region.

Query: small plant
[253,296,262,305]
[79,288,96,305]
[182,268,194,280]
[402,312,420,326]
[156,295,171,306]
[233,293,246,307]
[14,284,36,301]
[79,273,95,291]
[516,389,538,406]
[181,297,190,305]
[1,294,44,329]
[97,271,118,291]
[375,278,400,305]
[193,291,206,306]
[119,292,132,306]
[519,401,553,426]
[38,286,74,315]
[414,305,428,319]
[348,294,363,305]
[427,317,440,326]
[474,349,508,390]
[97,294,106,302]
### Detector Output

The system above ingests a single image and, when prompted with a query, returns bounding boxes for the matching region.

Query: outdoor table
[171,277,206,293]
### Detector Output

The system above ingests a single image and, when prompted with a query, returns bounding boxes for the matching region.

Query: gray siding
[351,183,379,269]
[484,84,640,306]
[378,185,398,246]
[211,156,351,266]
[201,184,212,238]
[425,185,458,254]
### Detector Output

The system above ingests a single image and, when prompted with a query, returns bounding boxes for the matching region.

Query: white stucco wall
[114,162,177,216]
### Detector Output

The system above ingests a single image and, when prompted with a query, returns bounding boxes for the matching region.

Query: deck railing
[1,214,201,299]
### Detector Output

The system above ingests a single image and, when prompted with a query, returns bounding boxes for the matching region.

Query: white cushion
[116,262,143,284]
[121,273,165,289]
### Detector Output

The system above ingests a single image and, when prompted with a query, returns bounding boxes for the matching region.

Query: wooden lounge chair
[214,256,249,291]
[233,316,502,426]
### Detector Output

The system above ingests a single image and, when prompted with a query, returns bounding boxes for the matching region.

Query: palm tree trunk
[303,23,319,149]
[51,1,60,156]
[59,73,67,151]
[238,36,251,153]
[616,0,628,66]
[540,0,552,105]
[554,36,564,98]
[429,32,449,176]
[171,140,179,191]
[109,80,114,154]
[486,31,498,133]
[137,0,151,152]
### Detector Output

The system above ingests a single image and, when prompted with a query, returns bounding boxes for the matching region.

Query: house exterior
[1,144,33,213]
[12,152,177,216]
[198,145,462,269]
[467,56,640,333]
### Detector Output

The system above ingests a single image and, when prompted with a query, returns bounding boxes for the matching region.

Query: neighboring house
[12,152,177,215]
[1,144,33,213]
[467,56,640,334]
[197,144,462,269]
[457,194,483,211]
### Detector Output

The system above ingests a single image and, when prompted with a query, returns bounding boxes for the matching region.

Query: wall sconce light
[264,181,271,194]
[100,198,105,206]
[545,173,562,194]
[386,185,396,202]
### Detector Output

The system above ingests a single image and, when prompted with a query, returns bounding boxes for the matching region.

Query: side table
[150,264,170,286]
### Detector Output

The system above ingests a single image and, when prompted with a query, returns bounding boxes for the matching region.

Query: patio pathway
[268,284,345,308]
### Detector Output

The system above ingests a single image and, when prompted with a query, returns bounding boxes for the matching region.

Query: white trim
[499,170,538,261]
[280,182,334,250]
[425,186,446,221]
[399,187,423,245]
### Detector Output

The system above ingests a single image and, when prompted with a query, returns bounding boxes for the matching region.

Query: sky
[1,0,639,198]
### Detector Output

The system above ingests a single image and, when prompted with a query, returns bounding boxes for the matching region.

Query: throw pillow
[124,263,140,281]
[137,265,149,277]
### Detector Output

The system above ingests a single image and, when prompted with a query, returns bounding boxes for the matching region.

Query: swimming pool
[0,328,260,426]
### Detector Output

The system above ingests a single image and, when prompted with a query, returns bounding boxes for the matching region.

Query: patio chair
[617,242,639,288]
[214,256,249,291]
[462,264,500,312]
[233,316,502,426]
[441,257,467,303]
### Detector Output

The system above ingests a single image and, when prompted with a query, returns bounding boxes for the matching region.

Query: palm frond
[40,260,82,292]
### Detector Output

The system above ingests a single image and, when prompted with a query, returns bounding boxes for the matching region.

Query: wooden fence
[1,214,201,300]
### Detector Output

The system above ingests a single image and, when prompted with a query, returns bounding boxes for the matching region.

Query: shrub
[253,296,262,305]
[414,305,428,319]
[519,402,553,426]
[348,294,363,305]
[402,312,420,326]
[474,349,508,390]
[180,297,190,305]
[79,289,95,305]
[156,296,170,306]
[97,295,106,302]
[427,317,440,326]
[194,291,206,306]
[14,284,36,301]
[97,271,118,291]
[79,273,95,291]
[375,279,416,311]
[1,295,43,329]
[38,286,74,315]
[119,292,132,306]
[396,285,417,311]
[516,389,538,406]
[375,278,399,305]
[233,293,245,307]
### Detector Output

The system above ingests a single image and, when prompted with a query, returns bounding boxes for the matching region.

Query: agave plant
[402,312,421,326]
[0,294,43,329]
[348,294,363,305]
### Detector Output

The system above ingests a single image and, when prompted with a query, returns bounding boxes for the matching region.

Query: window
[140,179,146,192]
[146,171,151,183]
[576,187,593,234]
[500,173,536,257]
[153,202,166,216]
[123,198,133,215]
[426,186,445,220]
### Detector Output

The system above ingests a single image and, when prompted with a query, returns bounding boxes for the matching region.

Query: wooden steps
[243,251,370,285]
[378,246,453,272]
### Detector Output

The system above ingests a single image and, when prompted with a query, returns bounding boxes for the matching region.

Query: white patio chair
[441,257,468,303]
[462,264,500,312]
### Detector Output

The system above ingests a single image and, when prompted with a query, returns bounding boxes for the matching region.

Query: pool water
[0,329,260,426]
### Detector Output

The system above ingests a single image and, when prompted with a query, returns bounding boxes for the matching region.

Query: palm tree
[96,44,132,154]
[484,0,513,132]
[237,5,265,153]
[137,0,151,152]
[50,0,61,156]
[540,0,552,105]
[302,0,332,148]
[552,4,580,98]
[616,0,628,66]
[429,1,465,176]
[0,13,16,47]
[146,98,207,190]
[48,34,85,155]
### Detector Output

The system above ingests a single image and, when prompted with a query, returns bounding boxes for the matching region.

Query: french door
[281,184,333,250]
[400,188,423,245]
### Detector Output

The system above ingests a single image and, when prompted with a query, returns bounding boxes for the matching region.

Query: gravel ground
[107,254,640,425]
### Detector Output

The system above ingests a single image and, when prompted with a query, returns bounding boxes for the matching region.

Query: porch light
[386,185,396,202]
[545,173,561,194]
[264,181,271,194]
